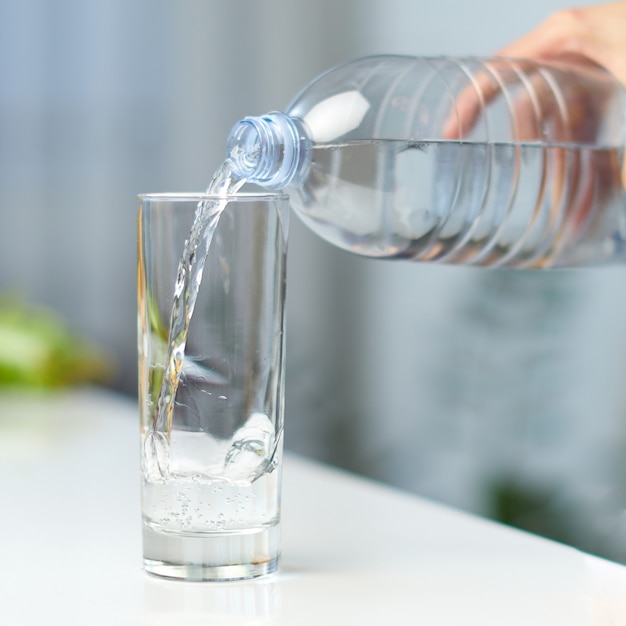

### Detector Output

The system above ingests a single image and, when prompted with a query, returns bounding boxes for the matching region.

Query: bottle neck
[226,112,311,189]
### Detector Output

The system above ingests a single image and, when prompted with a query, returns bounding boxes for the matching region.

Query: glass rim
[138,191,290,202]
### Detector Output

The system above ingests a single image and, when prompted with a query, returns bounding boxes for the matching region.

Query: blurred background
[2,0,626,563]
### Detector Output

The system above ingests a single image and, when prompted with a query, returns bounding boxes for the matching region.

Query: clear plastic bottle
[226,55,626,268]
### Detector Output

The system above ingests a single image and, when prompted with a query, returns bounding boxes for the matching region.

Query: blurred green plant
[0,297,112,388]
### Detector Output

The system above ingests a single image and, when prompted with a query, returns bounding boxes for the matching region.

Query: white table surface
[1,388,625,625]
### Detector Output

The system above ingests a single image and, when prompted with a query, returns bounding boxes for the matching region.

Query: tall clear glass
[137,193,289,581]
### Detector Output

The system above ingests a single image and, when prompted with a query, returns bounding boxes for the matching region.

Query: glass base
[142,523,280,581]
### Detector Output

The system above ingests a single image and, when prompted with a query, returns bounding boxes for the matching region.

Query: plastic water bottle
[226,55,626,268]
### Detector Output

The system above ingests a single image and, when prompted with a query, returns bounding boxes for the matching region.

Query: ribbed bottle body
[284,56,626,267]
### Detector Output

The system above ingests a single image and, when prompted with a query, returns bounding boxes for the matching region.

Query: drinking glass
[137,192,288,581]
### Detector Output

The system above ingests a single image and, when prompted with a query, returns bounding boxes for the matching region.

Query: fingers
[443,59,552,142]
[442,62,501,139]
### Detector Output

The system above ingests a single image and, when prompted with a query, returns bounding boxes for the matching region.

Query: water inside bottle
[293,139,625,267]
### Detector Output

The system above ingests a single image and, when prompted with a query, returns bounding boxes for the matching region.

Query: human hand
[497,1,626,87]
[444,2,626,140]
[498,2,626,186]
[439,4,626,247]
